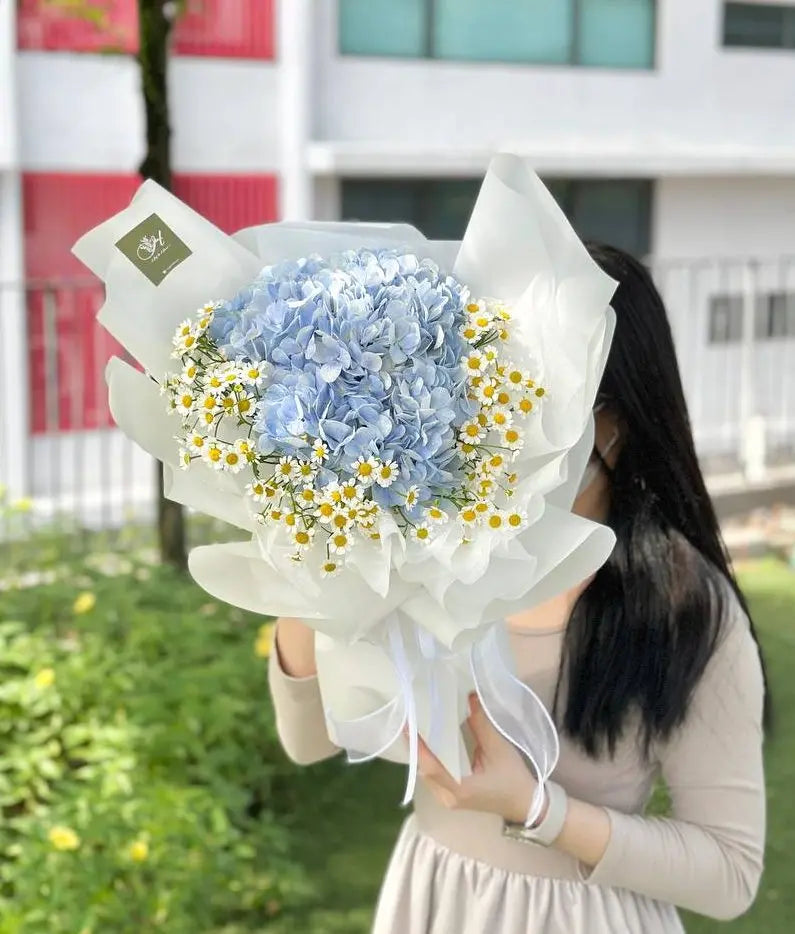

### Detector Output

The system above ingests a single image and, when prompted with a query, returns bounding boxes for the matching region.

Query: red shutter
[23,173,140,433]
[24,173,279,434]
[172,0,274,59]
[17,0,273,58]
[17,0,139,54]
[172,173,279,233]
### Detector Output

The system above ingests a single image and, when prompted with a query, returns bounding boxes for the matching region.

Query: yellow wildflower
[128,838,149,863]
[254,622,275,659]
[72,591,96,615]
[49,826,80,851]
[34,667,55,689]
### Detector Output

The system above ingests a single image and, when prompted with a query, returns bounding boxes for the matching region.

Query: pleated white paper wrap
[73,154,617,808]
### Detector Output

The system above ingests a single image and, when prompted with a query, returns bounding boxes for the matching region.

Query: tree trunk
[137,0,186,570]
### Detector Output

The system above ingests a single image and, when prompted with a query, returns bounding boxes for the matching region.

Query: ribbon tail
[470,623,560,825]
[322,612,420,807]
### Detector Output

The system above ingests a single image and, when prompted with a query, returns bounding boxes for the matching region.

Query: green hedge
[0,558,316,933]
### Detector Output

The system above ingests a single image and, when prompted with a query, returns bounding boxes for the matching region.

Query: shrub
[0,558,315,933]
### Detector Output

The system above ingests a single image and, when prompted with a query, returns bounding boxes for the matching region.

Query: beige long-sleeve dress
[268,596,766,933]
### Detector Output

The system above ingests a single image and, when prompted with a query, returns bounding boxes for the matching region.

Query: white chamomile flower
[199,392,219,415]
[205,370,228,395]
[233,439,256,463]
[275,456,299,484]
[483,453,507,475]
[459,419,486,444]
[505,365,528,388]
[234,393,256,419]
[204,442,224,470]
[425,505,449,525]
[374,459,397,488]
[474,379,498,406]
[459,505,479,526]
[464,350,487,376]
[246,480,269,503]
[174,389,195,416]
[311,439,329,463]
[182,359,199,383]
[517,396,535,415]
[329,508,355,533]
[473,500,493,521]
[297,486,317,507]
[502,427,523,452]
[328,531,353,555]
[411,523,432,543]
[178,448,192,471]
[241,360,270,388]
[460,321,480,343]
[195,303,217,331]
[488,406,513,430]
[351,455,378,486]
[506,509,528,532]
[314,499,336,523]
[339,481,361,504]
[355,501,380,530]
[465,299,486,316]
[292,527,315,553]
[220,446,245,474]
[486,511,506,531]
[187,433,207,455]
[296,460,317,483]
[404,486,420,510]
[321,559,342,578]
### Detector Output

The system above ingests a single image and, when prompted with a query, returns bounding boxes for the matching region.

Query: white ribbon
[325,615,559,814]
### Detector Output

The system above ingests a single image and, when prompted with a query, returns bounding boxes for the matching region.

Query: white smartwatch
[502,780,568,847]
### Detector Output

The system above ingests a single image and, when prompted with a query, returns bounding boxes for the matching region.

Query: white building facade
[1,0,793,521]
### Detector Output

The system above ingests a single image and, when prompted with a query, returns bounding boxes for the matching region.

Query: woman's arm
[418,605,765,921]
[267,618,340,765]
[567,610,766,920]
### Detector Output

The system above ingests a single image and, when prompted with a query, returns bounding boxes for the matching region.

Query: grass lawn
[281,558,795,932]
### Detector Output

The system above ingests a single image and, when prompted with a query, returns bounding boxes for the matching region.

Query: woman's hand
[416,693,539,825]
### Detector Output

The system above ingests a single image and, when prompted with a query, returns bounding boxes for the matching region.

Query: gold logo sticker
[115,213,192,285]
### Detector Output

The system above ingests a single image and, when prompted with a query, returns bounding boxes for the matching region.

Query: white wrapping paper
[73,154,617,804]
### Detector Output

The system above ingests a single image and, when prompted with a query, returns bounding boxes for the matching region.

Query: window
[723,3,795,49]
[708,291,795,343]
[341,178,653,258]
[708,296,744,343]
[339,0,656,68]
[757,292,795,337]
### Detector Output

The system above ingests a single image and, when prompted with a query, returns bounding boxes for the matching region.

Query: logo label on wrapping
[115,213,191,285]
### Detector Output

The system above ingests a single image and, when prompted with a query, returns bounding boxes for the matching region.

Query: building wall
[312,0,795,175]
[2,0,795,513]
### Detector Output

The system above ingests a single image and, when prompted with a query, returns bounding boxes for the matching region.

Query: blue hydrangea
[208,248,476,505]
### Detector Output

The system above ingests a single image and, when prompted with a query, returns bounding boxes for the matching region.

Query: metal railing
[1,259,794,539]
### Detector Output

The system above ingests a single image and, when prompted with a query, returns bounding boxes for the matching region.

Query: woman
[268,244,768,933]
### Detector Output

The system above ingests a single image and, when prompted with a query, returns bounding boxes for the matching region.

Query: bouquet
[73,154,617,817]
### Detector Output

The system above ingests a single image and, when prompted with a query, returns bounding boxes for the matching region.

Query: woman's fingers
[466,692,502,756]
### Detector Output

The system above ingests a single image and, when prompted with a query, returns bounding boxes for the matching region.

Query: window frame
[341,176,654,259]
[721,2,795,51]
[337,0,658,70]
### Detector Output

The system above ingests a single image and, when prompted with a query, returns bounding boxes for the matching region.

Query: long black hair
[555,243,770,758]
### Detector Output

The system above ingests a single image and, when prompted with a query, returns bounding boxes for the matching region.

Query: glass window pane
[578,0,655,68]
[341,179,480,240]
[723,3,790,49]
[568,180,653,257]
[433,0,573,64]
[339,0,427,57]
[341,180,423,226]
[422,180,480,239]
